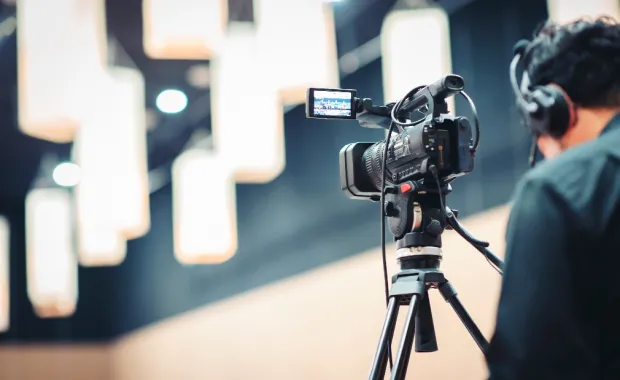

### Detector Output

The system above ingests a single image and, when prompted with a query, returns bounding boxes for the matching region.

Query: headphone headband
[509,40,575,166]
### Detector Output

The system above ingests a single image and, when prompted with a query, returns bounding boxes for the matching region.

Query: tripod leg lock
[438,281,457,301]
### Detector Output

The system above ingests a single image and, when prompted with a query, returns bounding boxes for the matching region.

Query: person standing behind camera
[486,17,620,379]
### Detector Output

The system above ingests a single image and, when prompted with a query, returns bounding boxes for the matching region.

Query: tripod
[368,184,498,380]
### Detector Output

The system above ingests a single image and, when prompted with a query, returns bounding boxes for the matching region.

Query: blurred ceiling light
[210,23,285,183]
[0,216,9,332]
[0,16,16,39]
[546,0,619,23]
[156,89,188,114]
[73,68,150,266]
[142,0,226,59]
[145,109,159,131]
[381,6,453,111]
[75,227,126,267]
[107,67,151,240]
[52,162,81,187]
[26,188,78,318]
[186,64,211,89]
[254,0,339,105]
[172,149,237,264]
[17,0,107,143]
[73,128,128,267]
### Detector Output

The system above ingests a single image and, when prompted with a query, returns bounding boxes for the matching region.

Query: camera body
[307,75,477,201]
[340,116,474,201]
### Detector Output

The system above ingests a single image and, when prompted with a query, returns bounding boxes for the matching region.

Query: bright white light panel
[172,149,237,264]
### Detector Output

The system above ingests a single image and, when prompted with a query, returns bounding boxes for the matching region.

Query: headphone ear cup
[530,85,572,138]
[518,91,545,135]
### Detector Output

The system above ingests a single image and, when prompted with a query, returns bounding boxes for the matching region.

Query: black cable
[389,86,426,129]
[388,85,480,155]
[429,165,447,222]
[459,91,480,153]
[380,121,396,370]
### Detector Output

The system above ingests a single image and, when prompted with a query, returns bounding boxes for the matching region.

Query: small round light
[156,89,188,114]
[53,162,81,187]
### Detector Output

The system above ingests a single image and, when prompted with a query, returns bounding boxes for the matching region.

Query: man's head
[522,16,620,159]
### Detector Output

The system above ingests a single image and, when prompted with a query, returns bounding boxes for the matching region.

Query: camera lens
[362,141,389,191]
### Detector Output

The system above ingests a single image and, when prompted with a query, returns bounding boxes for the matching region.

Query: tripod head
[384,179,453,268]
[383,179,455,353]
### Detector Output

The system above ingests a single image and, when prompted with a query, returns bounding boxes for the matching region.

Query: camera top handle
[353,75,465,130]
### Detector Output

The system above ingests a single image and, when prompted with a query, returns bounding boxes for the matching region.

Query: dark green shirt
[487,113,620,380]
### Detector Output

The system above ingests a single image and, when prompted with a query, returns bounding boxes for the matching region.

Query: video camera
[306,75,479,202]
[305,76,504,380]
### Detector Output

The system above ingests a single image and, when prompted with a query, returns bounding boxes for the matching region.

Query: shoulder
[519,146,590,204]
[514,139,620,229]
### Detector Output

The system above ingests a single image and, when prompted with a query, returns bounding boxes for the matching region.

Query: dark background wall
[0,0,548,343]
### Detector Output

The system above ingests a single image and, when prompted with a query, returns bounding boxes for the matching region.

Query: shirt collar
[600,112,620,136]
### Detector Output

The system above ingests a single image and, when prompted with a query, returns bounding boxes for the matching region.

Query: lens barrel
[361,140,388,190]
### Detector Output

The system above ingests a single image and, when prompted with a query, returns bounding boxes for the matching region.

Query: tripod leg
[368,296,400,380]
[438,280,489,353]
[390,294,421,380]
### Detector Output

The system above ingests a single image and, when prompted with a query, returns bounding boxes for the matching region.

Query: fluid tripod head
[384,179,448,265]
[384,178,452,353]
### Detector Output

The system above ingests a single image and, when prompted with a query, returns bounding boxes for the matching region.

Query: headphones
[510,39,578,165]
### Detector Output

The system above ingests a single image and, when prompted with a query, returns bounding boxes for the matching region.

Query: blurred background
[0,0,616,379]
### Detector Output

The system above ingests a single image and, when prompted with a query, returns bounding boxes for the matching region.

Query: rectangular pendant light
[172,149,237,264]
[106,67,151,240]
[17,0,107,142]
[210,23,285,183]
[547,0,620,24]
[26,188,78,318]
[253,0,339,105]
[0,216,9,332]
[381,7,453,111]
[73,68,150,266]
[74,224,127,267]
[142,0,227,59]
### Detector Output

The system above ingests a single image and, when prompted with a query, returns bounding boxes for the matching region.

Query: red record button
[399,182,413,193]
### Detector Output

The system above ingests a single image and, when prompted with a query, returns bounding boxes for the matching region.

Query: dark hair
[523,16,620,107]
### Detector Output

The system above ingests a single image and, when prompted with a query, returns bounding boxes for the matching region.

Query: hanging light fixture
[253,0,339,105]
[73,67,150,266]
[0,216,9,332]
[381,5,453,110]
[106,67,150,240]
[210,22,285,183]
[547,0,619,24]
[172,148,237,264]
[17,0,107,143]
[26,187,78,318]
[142,0,227,59]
